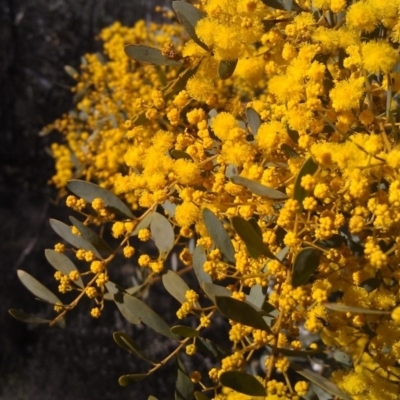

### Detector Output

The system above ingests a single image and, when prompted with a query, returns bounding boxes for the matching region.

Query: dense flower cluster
[24,0,400,398]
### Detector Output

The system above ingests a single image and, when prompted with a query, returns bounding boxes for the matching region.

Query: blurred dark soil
[0,0,182,399]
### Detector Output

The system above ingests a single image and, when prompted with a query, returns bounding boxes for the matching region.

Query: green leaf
[69,216,113,259]
[9,309,51,324]
[202,208,235,263]
[295,368,352,400]
[172,1,208,51]
[232,216,278,260]
[293,157,318,211]
[333,349,353,367]
[49,219,102,256]
[246,107,262,136]
[247,284,275,312]
[17,270,63,306]
[131,212,154,236]
[194,392,209,400]
[215,296,272,332]
[202,282,231,303]
[162,270,191,304]
[291,247,320,287]
[64,65,78,78]
[125,44,182,66]
[193,245,212,286]
[170,150,193,161]
[287,125,300,144]
[170,325,199,338]
[324,303,391,315]
[161,199,177,218]
[276,246,290,262]
[281,143,299,158]
[261,0,302,11]
[260,0,285,10]
[218,59,237,80]
[230,176,288,200]
[273,347,322,357]
[123,293,180,340]
[113,331,154,363]
[282,0,301,12]
[225,164,239,179]
[316,234,344,249]
[118,374,148,386]
[45,249,84,288]
[67,179,134,219]
[175,357,194,400]
[219,371,266,397]
[151,212,175,254]
[249,218,262,237]
[105,281,141,325]
[197,337,229,359]
[148,397,158,400]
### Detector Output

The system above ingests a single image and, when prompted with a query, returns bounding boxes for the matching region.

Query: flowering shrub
[11,0,400,399]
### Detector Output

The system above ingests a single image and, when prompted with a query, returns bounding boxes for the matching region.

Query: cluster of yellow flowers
[23,0,400,398]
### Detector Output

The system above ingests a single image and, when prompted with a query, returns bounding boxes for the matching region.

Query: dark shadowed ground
[0,1,187,399]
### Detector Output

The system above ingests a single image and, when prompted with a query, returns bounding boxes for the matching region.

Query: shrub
[11,1,400,399]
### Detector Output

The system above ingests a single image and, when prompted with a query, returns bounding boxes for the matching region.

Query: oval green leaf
[150,212,175,254]
[162,270,191,304]
[105,281,141,325]
[295,368,352,400]
[49,219,101,255]
[172,1,208,51]
[232,216,277,260]
[219,371,266,397]
[293,157,318,211]
[193,245,212,285]
[215,296,271,332]
[333,349,353,367]
[118,374,148,386]
[281,143,299,158]
[9,309,51,324]
[230,176,288,200]
[123,293,180,340]
[218,59,237,80]
[170,325,199,338]
[45,249,84,288]
[291,247,320,288]
[113,331,154,363]
[67,179,134,218]
[202,282,231,303]
[324,303,391,315]
[246,107,262,136]
[202,208,235,263]
[161,200,177,218]
[175,356,194,400]
[170,149,193,161]
[131,212,154,236]
[286,125,299,144]
[69,216,113,259]
[17,270,62,306]
[261,0,301,11]
[247,284,271,311]
[125,44,182,66]
[274,347,322,357]
[64,65,78,78]
[197,337,229,359]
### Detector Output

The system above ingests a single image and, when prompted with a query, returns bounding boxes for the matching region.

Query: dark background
[0,1,187,399]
